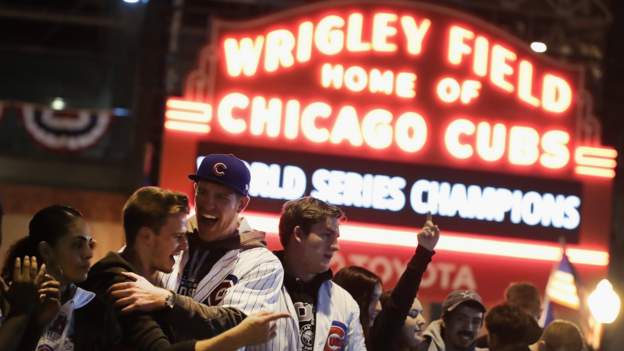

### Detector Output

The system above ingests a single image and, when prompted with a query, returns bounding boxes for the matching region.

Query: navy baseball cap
[189,154,251,196]
[442,290,486,316]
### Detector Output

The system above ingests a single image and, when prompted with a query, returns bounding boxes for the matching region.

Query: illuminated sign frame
[160,1,614,271]
[166,0,616,179]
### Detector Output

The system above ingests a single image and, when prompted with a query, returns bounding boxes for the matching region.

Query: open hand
[36,272,61,326]
[108,271,171,313]
[7,256,41,315]
[417,213,440,251]
[234,311,291,345]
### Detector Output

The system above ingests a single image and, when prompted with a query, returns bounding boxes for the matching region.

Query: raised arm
[369,214,439,350]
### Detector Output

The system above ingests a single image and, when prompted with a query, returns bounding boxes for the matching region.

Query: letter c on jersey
[207,274,238,305]
[324,321,347,351]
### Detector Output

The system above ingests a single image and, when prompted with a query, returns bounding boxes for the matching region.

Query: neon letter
[400,16,431,56]
[372,12,398,52]
[460,80,481,104]
[284,99,300,140]
[476,122,506,162]
[540,130,570,169]
[264,29,295,72]
[217,92,249,134]
[447,26,474,65]
[473,36,489,77]
[362,108,393,149]
[436,77,461,104]
[445,118,475,159]
[369,69,394,95]
[509,126,539,165]
[542,74,572,113]
[296,21,314,63]
[315,15,345,56]
[321,63,344,89]
[490,44,516,92]
[346,13,371,52]
[396,72,417,98]
[223,36,264,77]
[301,102,331,143]
[250,97,282,137]
[517,60,540,107]
[395,112,427,153]
[330,106,364,146]
[344,65,368,92]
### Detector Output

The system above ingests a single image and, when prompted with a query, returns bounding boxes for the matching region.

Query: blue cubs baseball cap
[189,154,251,196]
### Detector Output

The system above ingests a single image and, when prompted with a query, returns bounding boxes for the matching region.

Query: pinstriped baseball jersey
[157,217,285,350]
[264,280,367,351]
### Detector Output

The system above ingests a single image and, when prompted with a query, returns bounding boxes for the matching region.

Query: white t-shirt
[35,287,95,351]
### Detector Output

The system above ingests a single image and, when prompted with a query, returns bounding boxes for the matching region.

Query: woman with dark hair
[333,214,440,350]
[0,204,114,350]
[0,199,56,351]
[333,266,383,338]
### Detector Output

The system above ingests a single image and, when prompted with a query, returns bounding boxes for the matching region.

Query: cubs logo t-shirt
[283,269,332,351]
[35,287,95,351]
[177,232,241,299]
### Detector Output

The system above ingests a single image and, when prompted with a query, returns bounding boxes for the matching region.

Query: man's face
[401,298,427,347]
[194,181,248,241]
[443,304,484,350]
[151,212,188,273]
[298,217,340,275]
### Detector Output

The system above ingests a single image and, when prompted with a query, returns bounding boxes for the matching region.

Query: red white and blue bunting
[0,100,113,152]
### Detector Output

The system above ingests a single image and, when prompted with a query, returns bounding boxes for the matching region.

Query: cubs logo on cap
[189,154,251,196]
[212,162,227,176]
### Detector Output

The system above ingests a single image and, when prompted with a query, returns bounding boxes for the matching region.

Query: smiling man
[274,196,366,351]
[157,154,285,349]
[419,290,486,351]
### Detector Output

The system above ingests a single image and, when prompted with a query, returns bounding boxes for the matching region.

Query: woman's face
[368,283,383,327]
[46,217,94,284]
[401,298,427,347]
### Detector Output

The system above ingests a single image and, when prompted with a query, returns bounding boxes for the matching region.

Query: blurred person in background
[504,283,542,321]
[476,282,543,349]
[484,304,542,351]
[537,320,584,351]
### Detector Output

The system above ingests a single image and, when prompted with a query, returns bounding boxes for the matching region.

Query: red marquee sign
[160,1,615,303]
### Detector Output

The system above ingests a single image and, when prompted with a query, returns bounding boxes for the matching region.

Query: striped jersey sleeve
[220,247,284,315]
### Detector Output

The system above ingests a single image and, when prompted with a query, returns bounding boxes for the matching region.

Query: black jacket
[81,251,244,351]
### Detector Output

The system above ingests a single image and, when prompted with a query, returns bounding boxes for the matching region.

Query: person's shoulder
[89,252,132,274]
[239,246,281,265]
[327,280,359,306]
[83,252,134,291]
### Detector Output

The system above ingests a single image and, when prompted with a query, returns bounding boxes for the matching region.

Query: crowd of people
[0,153,588,350]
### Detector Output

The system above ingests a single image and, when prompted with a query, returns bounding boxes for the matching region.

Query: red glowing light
[242,211,608,266]
[575,146,617,178]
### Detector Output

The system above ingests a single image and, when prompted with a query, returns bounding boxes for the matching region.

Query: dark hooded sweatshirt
[82,251,245,351]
